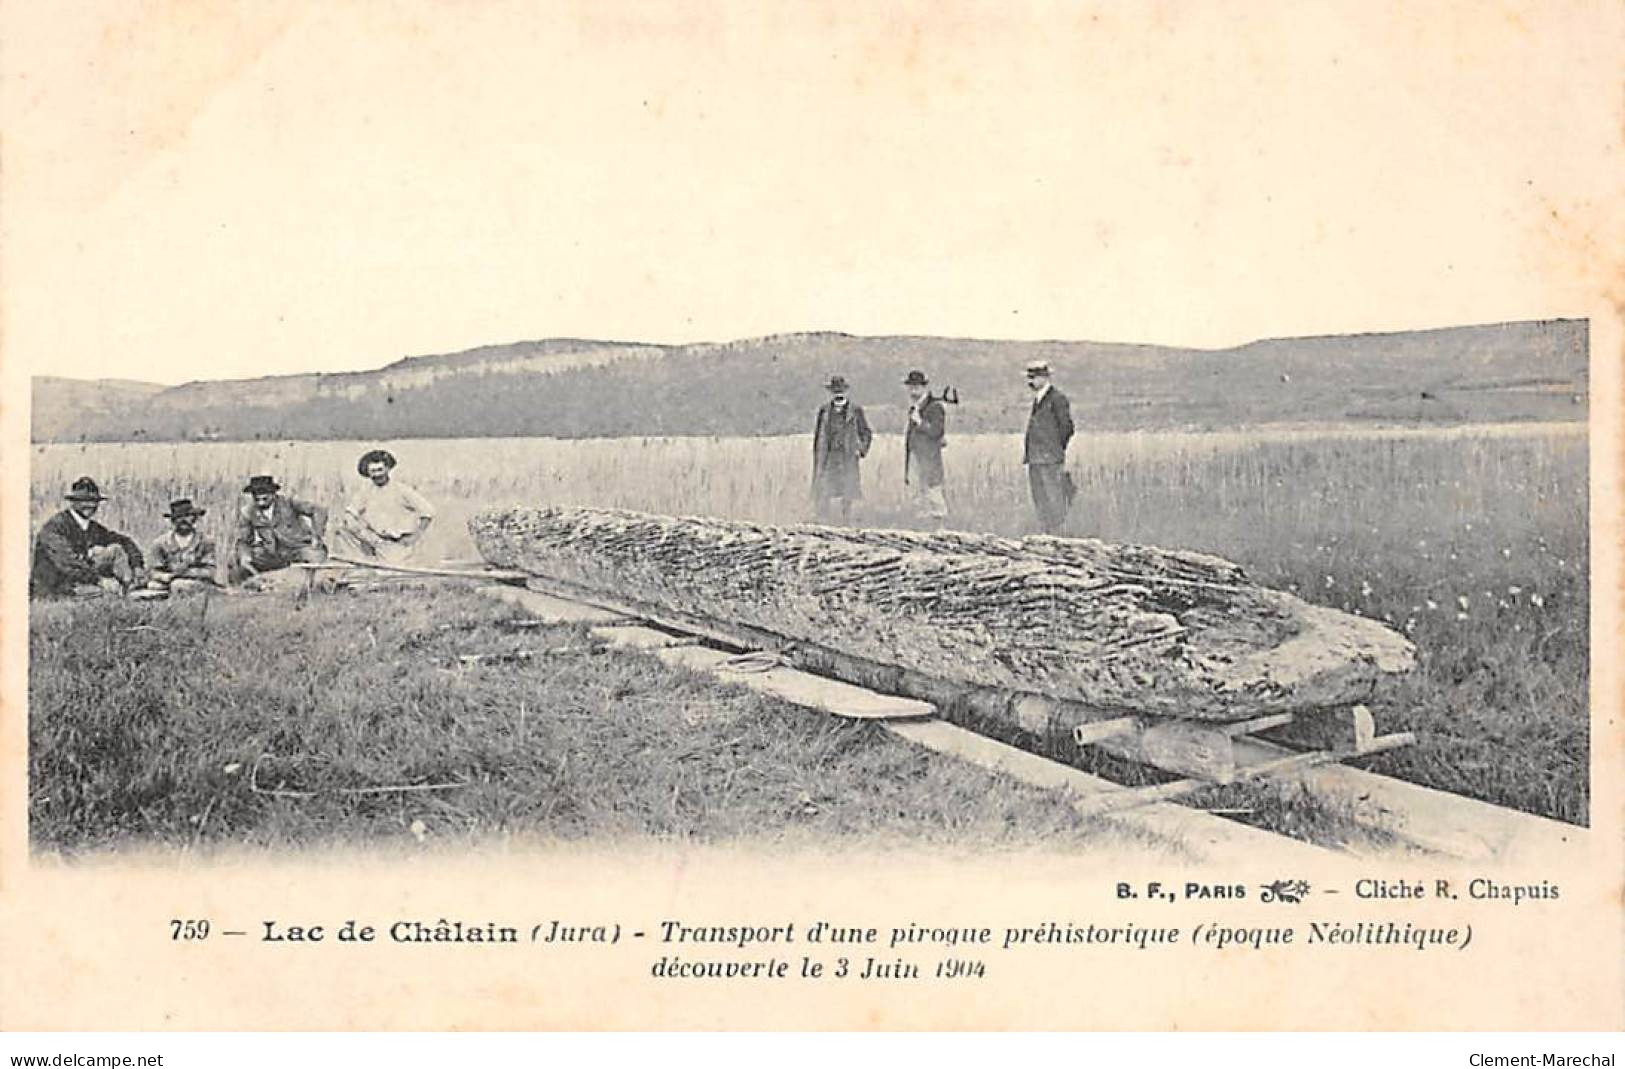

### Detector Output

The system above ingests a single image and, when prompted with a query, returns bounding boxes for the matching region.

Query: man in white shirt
[333,449,436,566]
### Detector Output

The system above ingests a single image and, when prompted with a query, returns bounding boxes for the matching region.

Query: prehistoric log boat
[470,506,1416,733]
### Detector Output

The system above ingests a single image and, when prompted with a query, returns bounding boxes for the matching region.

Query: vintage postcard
[1,1,1620,1033]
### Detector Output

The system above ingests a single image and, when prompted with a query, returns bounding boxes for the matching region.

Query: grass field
[29,421,1589,849]
[27,586,1195,856]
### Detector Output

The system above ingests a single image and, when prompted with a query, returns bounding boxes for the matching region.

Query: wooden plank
[1230,734,1586,862]
[883,719,1332,864]
[654,645,935,720]
[591,625,703,650]
[478,584,633,625]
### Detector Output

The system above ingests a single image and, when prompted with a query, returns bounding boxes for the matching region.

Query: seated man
[146,498,220,594]
[230,475,328,585]
[332,449,435,566]
[30,477,145,599]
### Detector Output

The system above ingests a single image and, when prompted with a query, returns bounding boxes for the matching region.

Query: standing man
[1022,361,1075,534]
[231,474,328,584]
[147,498,220,594]
[30,477,145,598]
[902,369,948,524]
[811,375,872,523]
[334,448,436,565]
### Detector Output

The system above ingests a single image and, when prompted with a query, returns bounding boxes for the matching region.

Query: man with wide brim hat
[355,448,396,477]
[230,474,329,585]
[903,369,949,523]
[1022,360,1076,533]
[146,498,221,595]
[334,448,436,566]
[812,374,872,523]
[30,477,146,599]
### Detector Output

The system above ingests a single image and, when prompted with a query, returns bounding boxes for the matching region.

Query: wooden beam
[1350,704,1377,751]
[653,644,935,720]
[1071,716,1140,746]
[883,719,1332,863]
[1220,712,1296,737]
[297,558,530,581]
[1137,721,1238,784]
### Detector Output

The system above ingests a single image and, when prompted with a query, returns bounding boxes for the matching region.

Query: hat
[162,498,206,519]
[825,375,851,392]
[1024,361,1051,377]
[902,370,929,386]
[65,476,107,502]
[357,448,397,476]
[243,475,281,494]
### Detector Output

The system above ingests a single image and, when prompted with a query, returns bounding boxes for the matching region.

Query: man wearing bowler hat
[29,477,145,598]
[334,448,436,565]
[230,474,329,584]
[811,374,872,523]
[1022,360,1075,533]
[146,499,220,594]
[903,369,949,523]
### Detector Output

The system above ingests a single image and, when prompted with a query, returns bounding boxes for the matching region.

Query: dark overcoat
[904,396,947,488]
[812,401,873,500]
[30,509,144,598]
[1022,386,1075,465]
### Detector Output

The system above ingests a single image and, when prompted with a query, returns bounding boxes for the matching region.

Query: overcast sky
[3,1,1619,384]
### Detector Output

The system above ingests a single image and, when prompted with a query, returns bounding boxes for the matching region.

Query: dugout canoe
[470,506,1416,724]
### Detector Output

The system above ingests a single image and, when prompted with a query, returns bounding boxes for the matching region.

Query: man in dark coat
[1022,361,1075,533]
[812,375,872,522]
[230,474,329,584]
[903,369,948,523]
[30,477,145,598]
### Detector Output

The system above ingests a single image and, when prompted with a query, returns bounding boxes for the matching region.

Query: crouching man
[147,498,221,594]
[230,475,328,585]
[30,477,145,598]
[332,449,435,565]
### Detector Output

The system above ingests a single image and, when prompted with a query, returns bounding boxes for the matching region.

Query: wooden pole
[294,557,530,581]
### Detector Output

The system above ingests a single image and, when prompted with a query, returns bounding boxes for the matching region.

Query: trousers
[1027,463,1073,534]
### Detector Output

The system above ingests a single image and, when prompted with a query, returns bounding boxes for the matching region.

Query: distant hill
[30,320,1588,443]
[31,377,168,442]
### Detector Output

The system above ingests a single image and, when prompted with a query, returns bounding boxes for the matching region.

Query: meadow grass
[30,422,1588,833]
[27,586,1193,856]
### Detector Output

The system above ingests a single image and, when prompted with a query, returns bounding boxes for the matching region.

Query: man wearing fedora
[146,499,220,594]
[30,477,145,598]
[903,369,949,523]
[812,374,872,522]
[1022,360,1075,533]
[230,475,329,584]
[334,448,436,565]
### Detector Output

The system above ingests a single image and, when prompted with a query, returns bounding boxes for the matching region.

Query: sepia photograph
[1,0,1620,1038]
